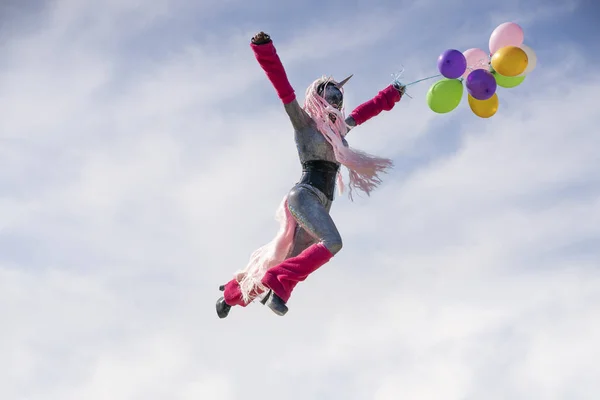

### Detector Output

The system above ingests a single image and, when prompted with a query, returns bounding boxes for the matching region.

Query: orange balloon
[468,93,498,118]
[491,46,528,77]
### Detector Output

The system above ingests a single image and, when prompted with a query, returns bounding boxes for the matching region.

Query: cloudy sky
[1,0,599,399]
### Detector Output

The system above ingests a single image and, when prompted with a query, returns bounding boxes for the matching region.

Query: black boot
[216,297,231,318]
[260,289,288,316]
[216,285,231,319]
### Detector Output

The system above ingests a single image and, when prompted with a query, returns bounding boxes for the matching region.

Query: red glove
[251,41,296,104]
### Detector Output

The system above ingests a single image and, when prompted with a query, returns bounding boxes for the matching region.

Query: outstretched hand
[251,31,271,45]
[393,82,406,96]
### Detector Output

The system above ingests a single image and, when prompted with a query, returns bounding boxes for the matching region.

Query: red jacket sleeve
[251,41,296,104]
[349,85,402,125]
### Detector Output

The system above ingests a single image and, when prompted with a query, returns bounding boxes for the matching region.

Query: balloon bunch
[425,22,537,118]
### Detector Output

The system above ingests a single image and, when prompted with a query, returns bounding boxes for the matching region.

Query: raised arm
[345,83,405,130]
[250,32,309,128]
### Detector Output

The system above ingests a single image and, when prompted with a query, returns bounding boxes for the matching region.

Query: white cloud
[1,0,598,399]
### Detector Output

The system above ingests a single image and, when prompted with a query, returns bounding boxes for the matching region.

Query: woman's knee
[323,234,343,255]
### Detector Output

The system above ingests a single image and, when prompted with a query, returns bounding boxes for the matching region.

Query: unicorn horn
[336,74,353,88]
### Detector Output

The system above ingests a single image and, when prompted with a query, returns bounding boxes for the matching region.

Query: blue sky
[1,0,599,399]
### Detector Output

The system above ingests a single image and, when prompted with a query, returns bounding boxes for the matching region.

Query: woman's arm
[345,83,405,129]
[250,32,309,129]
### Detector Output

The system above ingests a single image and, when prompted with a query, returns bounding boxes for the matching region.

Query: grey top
[283,100,355,165]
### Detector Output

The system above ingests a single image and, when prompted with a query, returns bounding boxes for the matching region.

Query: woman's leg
[218,212,317,310]
[261,184,342,314]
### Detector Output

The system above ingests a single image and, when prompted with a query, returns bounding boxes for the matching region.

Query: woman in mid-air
[216,31,405,317]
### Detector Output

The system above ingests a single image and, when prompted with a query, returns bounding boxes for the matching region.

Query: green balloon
[493,71,526,88]
[426,78,464,113]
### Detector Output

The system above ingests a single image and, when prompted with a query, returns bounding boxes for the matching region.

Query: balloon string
[405,74,442,86]
[395,57,491,88]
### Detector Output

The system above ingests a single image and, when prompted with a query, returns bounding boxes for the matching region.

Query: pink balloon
[462,48,490,78]
[489,22,524,54]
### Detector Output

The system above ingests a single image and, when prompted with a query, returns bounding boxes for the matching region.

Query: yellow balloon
[468,93,499,118]
[491,46,528,77]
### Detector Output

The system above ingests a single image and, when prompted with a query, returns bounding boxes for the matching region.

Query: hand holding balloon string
[390,66,445,100]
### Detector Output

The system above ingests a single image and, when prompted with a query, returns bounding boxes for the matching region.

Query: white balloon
[518,44,537,76]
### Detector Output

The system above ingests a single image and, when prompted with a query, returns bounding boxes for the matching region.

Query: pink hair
[303,76,394,200]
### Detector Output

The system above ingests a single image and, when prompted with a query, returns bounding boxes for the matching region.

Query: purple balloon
[466,69,497,100]
[437,49,467,79]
